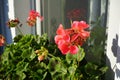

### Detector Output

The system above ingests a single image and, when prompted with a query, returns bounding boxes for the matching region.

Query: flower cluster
[55,21,90,55]
[35,47,48,62]
[0,10,90,58]
[27,10,43,27]
[0,10,45,61]
[67,8,86,20]
[6,10,43,28]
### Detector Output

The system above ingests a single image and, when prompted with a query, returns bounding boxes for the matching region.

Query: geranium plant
[0,10,107,80]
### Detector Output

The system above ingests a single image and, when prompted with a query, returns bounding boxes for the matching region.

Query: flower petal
[71,33,79,42]
[80,31,90,39]
[72,21,89,30]
[62,34,70,43]
[69,45,79,54]
[58,43,69,55]
[79,21,89,29]
[56,24,65,35]
[71,21,79,29]
[54,35,63,44]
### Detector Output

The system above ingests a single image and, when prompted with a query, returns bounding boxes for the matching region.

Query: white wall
[106,0,120,80]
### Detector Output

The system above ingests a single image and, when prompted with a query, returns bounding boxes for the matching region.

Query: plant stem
[48,53,61,61]
[48,53,56,58]
[70,19,72,25]
[16,26,24,35]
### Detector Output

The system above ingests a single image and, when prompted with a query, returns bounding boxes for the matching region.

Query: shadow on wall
[106,34,120,80]
[112,35,120,79]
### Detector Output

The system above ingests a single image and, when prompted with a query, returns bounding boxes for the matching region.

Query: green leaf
[85,62,101,77]
[42,72,48,80]
[99,66,108,74]
[66,46,85,64]
[55,62,61,71]
[48,58,56,73]
[40,62,47,69]
[29,50,36,61]
[68,65,77,75]
[16,71,26,80]
[14,34,23,42]
[66,53,75,64]
[76,46,85,62]
[15,61,29,72]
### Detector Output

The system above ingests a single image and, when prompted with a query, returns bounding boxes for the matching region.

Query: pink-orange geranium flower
[55,21,90,55]
[67,8,86,20]
[27,10,43,27]
[0,35,5,46]
[71,21,89,30]
[54,24,78,55]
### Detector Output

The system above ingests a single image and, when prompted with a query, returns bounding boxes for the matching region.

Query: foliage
[0,31,108,80]
[84,19,107,65]
[0,33,84,80]
[0,10,108,80]
[81,19,108,80]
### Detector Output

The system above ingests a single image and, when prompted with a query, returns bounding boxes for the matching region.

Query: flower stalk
[16,26,24,35]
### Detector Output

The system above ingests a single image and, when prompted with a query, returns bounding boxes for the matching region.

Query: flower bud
[38,55,44,62]
[7,18,20,28]
[0,34,5,46]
